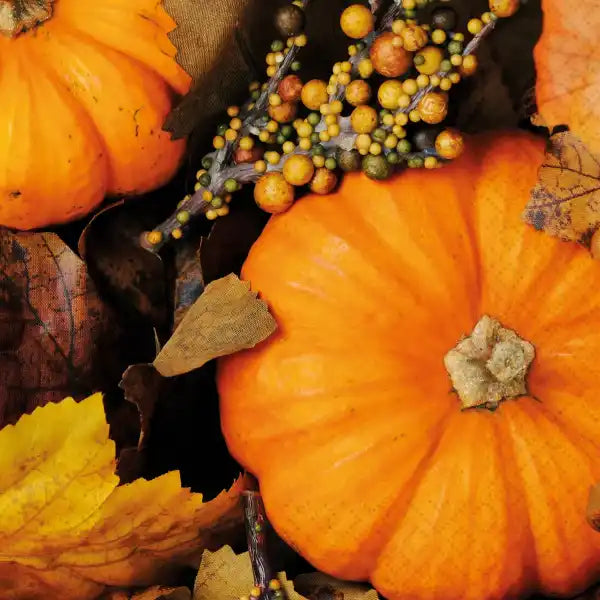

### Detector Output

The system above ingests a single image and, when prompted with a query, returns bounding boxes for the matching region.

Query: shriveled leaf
[535,0,600,156]
[192,547,378,600]
[0,230,120,428]
[154,274,276,377]
[117,364,166,483]
[522,131,600,243]
[78,197,172,327]
[193,546,254,600]
[103,587,191,600]
[174,236,205,329]
[0,393,246,600]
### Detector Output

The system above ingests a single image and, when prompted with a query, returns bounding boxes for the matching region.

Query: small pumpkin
[219,131,600,600]
[0,0,191,230]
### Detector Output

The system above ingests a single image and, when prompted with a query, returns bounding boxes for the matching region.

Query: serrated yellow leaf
[0,394,245,600]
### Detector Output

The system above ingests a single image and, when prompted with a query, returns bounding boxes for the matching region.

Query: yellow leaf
[0,394,246,600]
[522,131,600,243]
[153,274,277,378]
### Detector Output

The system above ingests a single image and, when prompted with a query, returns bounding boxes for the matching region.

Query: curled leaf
[0,230,120,428]
[522,131,600,243]
[154,274,277,377]
[535,0,600,156]
[0,393,246,600]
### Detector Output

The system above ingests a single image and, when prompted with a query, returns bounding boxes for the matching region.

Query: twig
[243,490,278,600]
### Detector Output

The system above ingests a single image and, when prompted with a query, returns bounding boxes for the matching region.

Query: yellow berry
[345,79,372,106]
[416,74,430,88]
[449,72,461,84]
[313,155,326,168]
[392,35,404,48]
[297,122,313,137]
[435,128,464,159]
[369,142,382,156]
[254,160,267,173]
[266,151,282,165]
[269,93,282,107]
[333,62,342,74]
[383,113,395,126]
[269,580,282,591]
[384,134,399,149]
[392,20,406,34]
[254,172,294,214]
[328,123,341,137]
[225,128,238,142]
[467,18,483,34]
[259,130,270,143]
[355,133,372,151]
[293,118,304,129]
[402,79,418,95]
[402,0,416,9]
[249,81,260,91]
[194,182,202,192]
[282,141,296,154]
[327,85,337,95]
[430,74,441,87]
[481,11,494,23]
[409,109,421,122]
[319,130,331,142]
[325,114,337,126]
[171,227,183,239]
[239,136,254,151]
[301,79,329,110]
[338,72,352,86]
[206,209,218,220]
[431,29,447,44]
[299,138,312,150]
[450,54,463,66]
[393,125,407,138]
[341,61,352,73]
[397,93,411,108]
[195,169,207,180]
[378,79,404,110]
[227,105,240,117]
[283,154,315,186]
[266,53,276,66]
[202,190,214,202]
[453,33,465,42]
[415,46,443,75]
[266,66,277,77]
[340,4,375,39]
[395,112,409,126]
[400,24,428,51]
[213,135,225,149]
[351,105,378,134]
[358,58,374,78]
[266,120,279,133]
[295,34,308,47]
[216,206,230,217]
[348,44,358,56]
[424,156,438,169]
[460,54,478,76]
[330,100,344,114]
[439,77,452,91]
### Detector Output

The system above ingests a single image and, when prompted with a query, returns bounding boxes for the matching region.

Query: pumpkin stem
[0,0,54,38]
[444,315,535,411]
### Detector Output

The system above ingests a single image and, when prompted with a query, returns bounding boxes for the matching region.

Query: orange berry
[400,24,428,51]
[435,128,465,159]
[370,32,413,77]
[418,92,449,124]
[340,4,374,39]
[489,0,519,17]
[278,74,304,102]
[350,105,378,134]
[268,102,298,123]
[301,80,329,110]
[254,172,295,214]
[283,154,315,186]
[310,168,338,195]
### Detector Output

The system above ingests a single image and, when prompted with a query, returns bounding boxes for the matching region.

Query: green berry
[291,60,302,72]
[397,139,412,153]
[311,144,325,156]
[414,54,426,66]
[216,123,228,136]
[211,196,224,208]
[387,151,400,165]
[362,154,391,180]
[356,42,366,51]
[372,128,387,143]
[440,59,452,72]
[199,173,211,187]
[201,156,213,170]
[281,125,294,138]
[307,112,321,126]
[224,178,239,192]
[271,39,285,52]
[251,90,260,100]
[447,40,463,55]
[336,148,362,172]
[176,210,190,224]
[325,157,337,170]
[276,133,286,145]
[408,156,425,168]
[310,132,320,144]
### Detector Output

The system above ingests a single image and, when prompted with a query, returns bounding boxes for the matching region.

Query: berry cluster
[143,0,519,250]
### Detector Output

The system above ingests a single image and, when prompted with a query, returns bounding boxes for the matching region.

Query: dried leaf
[174,236,205,329]
[522,131,600,243]
[535,0,600,156]
[154,274,276,377]
[78,197,172,328]
[103,587,191,600]
[0,230,120,429]
[192,547,379,600]
[0,393,246,600]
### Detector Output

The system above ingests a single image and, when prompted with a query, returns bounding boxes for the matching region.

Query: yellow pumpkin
[0,0,191,229]
[219,131,600,600]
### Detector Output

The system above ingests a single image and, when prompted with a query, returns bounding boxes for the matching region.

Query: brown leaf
[174,236,205,330]
[117,364,166,483]
[154,274,276,377]
[292,573,379,600]
[78,197,172,328]
[0,230,120,428]
[522,131,600,243]
[104,587,191,600]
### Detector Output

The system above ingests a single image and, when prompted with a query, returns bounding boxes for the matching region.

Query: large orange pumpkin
[219,131,600,600]
[0,0,191,230]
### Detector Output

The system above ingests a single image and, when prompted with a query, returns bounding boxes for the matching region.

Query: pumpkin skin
[218,131,600,600]
[0,0,191,230]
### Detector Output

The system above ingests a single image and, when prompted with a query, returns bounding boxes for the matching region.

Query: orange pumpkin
[219,131,600,600]
[0,0,191,230]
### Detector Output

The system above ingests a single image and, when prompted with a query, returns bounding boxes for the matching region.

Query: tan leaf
[535,0,600,156]
[0,393,246,600]
[522,131,600,243]
[153,274,276,377]
[193,546,254,600]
